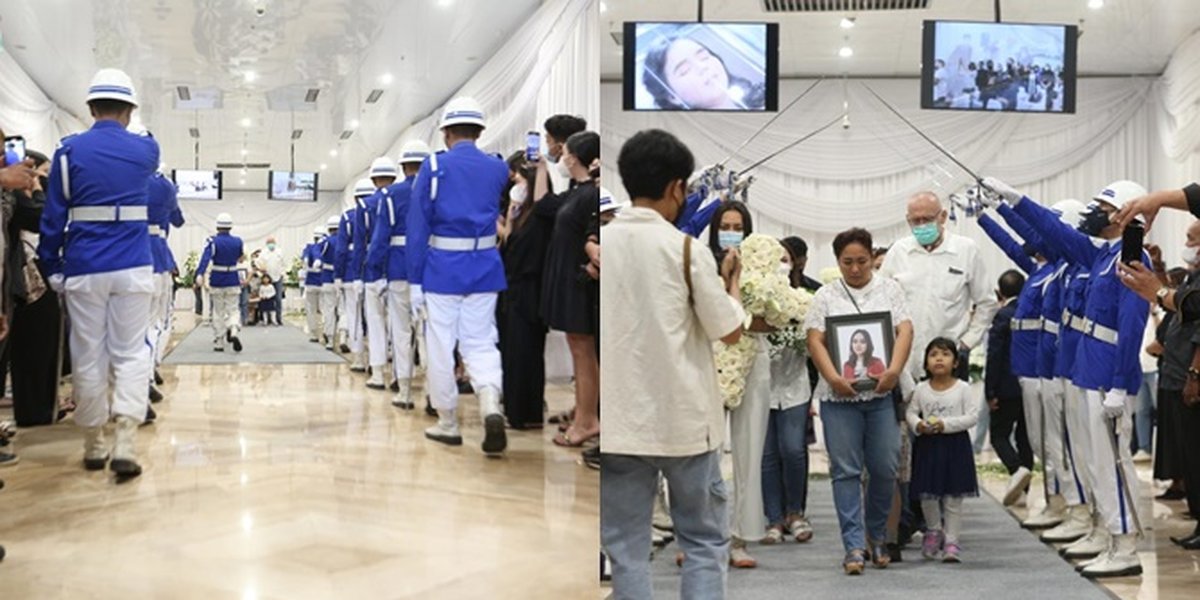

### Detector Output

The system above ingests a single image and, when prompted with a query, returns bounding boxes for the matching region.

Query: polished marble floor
[0,313,599,599]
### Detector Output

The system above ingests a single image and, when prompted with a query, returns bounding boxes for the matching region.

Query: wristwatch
[1156,287,1171,309]
[1188,367,1200,380]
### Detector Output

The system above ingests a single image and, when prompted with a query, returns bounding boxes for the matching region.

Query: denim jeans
[821,396,900,553]
[239,286,249,325]
[762,403,811,525]
[1133,371,1156,453]
[601,451,728,600]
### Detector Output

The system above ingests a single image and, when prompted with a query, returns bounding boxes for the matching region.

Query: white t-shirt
[906,379,979,435]
[600,207,746,457]
[259,283,277,300]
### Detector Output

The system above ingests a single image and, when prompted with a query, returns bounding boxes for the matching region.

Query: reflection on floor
[0,312,599,599]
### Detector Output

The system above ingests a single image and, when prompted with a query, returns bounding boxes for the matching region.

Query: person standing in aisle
[255,236,286,326]
[360,157,398,390]
[36,68,158,480]
[197,213,245,353]
[321,215,341,350]
[340,180,373,370]
[408,97,509,455]
[303,225,326,342]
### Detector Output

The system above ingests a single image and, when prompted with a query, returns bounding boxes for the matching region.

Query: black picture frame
[826,311,895,391]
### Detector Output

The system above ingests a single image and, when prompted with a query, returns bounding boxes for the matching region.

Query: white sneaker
[1041,505,1090,542]
[391,382,414,409]
[1081,535,1142,578]
[1063,525,1109,559]
[365,369,386,390]
[1022,495,1066,529]
[1004,467,1032,506]
[424,410,462,446]
[1132,450,1152,464]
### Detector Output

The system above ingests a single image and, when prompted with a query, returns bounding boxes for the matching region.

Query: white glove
[410,284,426,321]
[1102,389,1126,419]
[48,273,65,294]
[980,177,1023,205]
[352,280,364,294]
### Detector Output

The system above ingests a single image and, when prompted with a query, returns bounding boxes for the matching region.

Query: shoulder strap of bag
[839,278,863,314]
[683,235,694,306]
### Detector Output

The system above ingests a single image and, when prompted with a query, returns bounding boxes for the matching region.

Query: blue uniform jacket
[147,174,179,274]
[163,205,184,273]
[1014,198,1150,394]
[320,232,338,284]
[37,120,160,277]
[335,209,357,281]
[368,176,414,282]
[355,188,386,282]
[303,239,324,286]
[677,189,724,238]
[979,212,1056,378]
[407,142,508,294]
[197,232,244,288]
[1036,260,1068,379]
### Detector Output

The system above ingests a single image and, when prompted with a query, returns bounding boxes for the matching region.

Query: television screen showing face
[172,169,222,200]
[623,21,779,112]
[921,20,1077,114]
[268,171,318,202]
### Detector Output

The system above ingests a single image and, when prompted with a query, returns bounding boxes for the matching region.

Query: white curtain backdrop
[601,77,1176,279]
[0,51,86,155]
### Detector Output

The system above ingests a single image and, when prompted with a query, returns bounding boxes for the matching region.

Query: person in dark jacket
[986,269,1034,506]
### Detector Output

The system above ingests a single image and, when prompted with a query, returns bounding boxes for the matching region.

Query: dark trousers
[990,396,1034,474]
[502,281,547,428]
[1155,387,1187,481]
[1181,398,1200,519]
[11,291,63,426]
[273,281,283,321]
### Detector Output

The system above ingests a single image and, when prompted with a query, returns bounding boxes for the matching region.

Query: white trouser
[157,272,175,364]
[364,279,389,368]
[210,286,241,345]
[1019,377,1055,494]
[1084,389,1139,535]
[305,284,323,337]
[426,293,501,411]
[922,496,964,545]
[342,285,364,352]
[321,285,339,341]
[147,272,171,368]
[387,280,413,381]
[729,338,771,541]
[1039,377,1067,500]
[64,267,154,427]
[1061,380,1091,507]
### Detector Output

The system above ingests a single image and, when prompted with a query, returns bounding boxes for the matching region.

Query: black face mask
[1077,204,1110,237]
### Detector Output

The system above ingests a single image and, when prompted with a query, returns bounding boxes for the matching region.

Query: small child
[907,337,980,563]
[258,274,278,325]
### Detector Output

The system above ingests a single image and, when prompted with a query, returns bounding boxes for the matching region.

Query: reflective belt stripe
[322,265,335,271]
[429,153,439,201]
[1042,321,1060,335]
[390,235,407,247]
[388,196,396,227]
[428,235,496,251]
[1068,315,1088,333]
[1011,318,1042,331]
[210,265,237,272]
[59,153,71,201]
[1080,319,1118,345]
[69,205,149,221]
[148,225,164,235]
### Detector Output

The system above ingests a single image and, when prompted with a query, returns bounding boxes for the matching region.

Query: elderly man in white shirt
[602,129,745,600]
[255,236,287,325]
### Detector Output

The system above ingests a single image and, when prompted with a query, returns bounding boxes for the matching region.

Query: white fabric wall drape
[601,77,1163,279]
[0,51,86,154]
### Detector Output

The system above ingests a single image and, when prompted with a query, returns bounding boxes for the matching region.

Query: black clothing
[541,180,598,335]
[990,393,1034,474]
[985,301,1022,401]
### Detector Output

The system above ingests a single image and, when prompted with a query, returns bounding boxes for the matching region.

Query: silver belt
[1042,320,1060,335]
[429,234,496,251]
[322,265,335,271]
[1011,318,1042,331]
[70,205,148,222]
[148,224,166,238]
[390,235,407,247]
[1079,318,1118,345]
[1068,315,1088,333]
[210,265,237,272]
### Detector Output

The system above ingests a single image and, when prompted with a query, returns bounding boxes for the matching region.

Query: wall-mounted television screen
[172,169,222,200]
[268,170,318,202]
[623,21,779,112]
[921,20,1077,113]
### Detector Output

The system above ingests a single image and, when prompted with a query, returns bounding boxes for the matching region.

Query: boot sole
[1063,548,1104,559]
[83,457,109,471]
[1021,520,1063,530]
[1041,532,1087,543]
[1081,565,1142,579]
[110,459,142,480]
[365,383,386,390]
[154,371,164,385]
[390,401,414,410]
[482,414,507,456]
[425,432,463,446]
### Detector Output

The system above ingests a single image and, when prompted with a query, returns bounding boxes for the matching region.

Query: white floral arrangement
[715,234,813,409]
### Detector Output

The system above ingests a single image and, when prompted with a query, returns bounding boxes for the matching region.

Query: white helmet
[599,187,620,213]
[353,178,374,197]
[1092,180,1147,214]
[216,213,233,229]
[313,225,325,237]
[326,215,341,230]
[369,157,398,180]
[439,96,486,129]
[87,68,139,107]
[398,139,431,165]
[1050,199,1087,229]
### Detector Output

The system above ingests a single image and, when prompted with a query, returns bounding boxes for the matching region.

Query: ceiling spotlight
[240,168,247,175]
[240,179,246,185]
[1088,0,1104,8]
[320,163,328,170]
[244,70,257,83]
[329,149,338,157]
[240,148,248,156]
[839,46,854,58]
[840,17,856,29]
[348,119,360,130]
[437,0,454,6]
[379,73,394,86]
[240,117,252,128]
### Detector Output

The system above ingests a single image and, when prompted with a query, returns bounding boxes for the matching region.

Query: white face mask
[1182,245,1200,266]
[555,155,573,179]
[778,263,792,277]
[509,184,526,204]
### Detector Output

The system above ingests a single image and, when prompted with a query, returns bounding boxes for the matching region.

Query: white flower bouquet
[715,234,813,409]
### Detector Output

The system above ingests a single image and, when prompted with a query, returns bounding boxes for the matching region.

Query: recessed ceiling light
[348,119,360,129]
[437,0,454,7]
[600,1,607,12]
[244,70,257,83]
[330,149,338,157]
[240,117,252,127]
[380,73,394,86]
[240,168,247,175]
[840,17,856,29]
[839,46,854,58]
[320,163,328,170]
[240,178,246,185]
[1088,0,1104,8]
[240,148,248,156]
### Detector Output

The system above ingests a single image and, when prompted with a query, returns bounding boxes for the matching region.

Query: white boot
[424,409,463,446]
[110,415,142,479]
[391,380,414,409]
[365,368,386,389]
[82,426,109,471]
[1041,504,1090,542]
[1064,510,1110,559]
[349,352,367,372]
[1081,534,1141,578]
[1022,494,1066,529]
[1003,466,1032,506]
[478,386,507,456]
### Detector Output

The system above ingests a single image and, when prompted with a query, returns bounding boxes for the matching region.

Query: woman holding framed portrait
[804,228,915,575]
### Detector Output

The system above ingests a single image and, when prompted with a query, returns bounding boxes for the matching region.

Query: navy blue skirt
[909,430,979,501]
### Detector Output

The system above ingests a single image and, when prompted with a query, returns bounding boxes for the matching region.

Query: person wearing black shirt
[985,270,1034,503]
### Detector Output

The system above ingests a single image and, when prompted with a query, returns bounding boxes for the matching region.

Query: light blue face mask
[912,223,940,246]
[718,231,743,250]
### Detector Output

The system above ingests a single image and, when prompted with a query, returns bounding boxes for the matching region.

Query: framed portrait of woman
[825,312,895,392]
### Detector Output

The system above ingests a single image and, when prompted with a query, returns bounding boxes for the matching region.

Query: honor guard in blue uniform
[368,140,430,408]
[408,97,509,455]
[985,177,1150,578]
[197,213,245,353]
[304,225,327,342]
[321,215,342,349]
[361,157,398,390]
[339,180,373,369]
[36,68,158,480]
[146,171,180,411]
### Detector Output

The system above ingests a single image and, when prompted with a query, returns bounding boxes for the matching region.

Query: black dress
[540,181,598,335]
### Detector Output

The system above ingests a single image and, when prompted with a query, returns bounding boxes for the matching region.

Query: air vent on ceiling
[339,130,354,140]
[761,0,929,11]
[366,89,384,103]
[216,162,271,169]
[176,86,191,101]
[291,129,303,140]
[304,88,320,103]
[188,127,200,138]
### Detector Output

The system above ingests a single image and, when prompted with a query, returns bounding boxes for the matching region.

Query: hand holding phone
[4,135,26,165]
[525,131,540,162]
[1121,221,1145,265]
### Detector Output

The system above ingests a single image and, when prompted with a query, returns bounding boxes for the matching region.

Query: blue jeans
[972,394,991,454]
[822,396,900,553]
[762,403,810,524]
[601,451,728,600]
[239,286,249,325]
[273,280,284,321]
[1134,371,1156,453]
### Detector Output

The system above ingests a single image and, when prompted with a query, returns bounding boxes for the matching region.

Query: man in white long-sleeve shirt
[255,236,286,324]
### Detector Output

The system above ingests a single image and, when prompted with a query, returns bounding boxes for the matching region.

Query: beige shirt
[600,206,745,457]
[879,232,998,378]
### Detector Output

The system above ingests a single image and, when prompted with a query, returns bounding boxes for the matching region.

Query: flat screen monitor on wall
[171,169,222,200]
[268,170,318,202]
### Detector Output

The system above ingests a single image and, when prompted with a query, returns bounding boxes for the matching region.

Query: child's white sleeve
[906,385,925,434]
[941,382,980,433]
